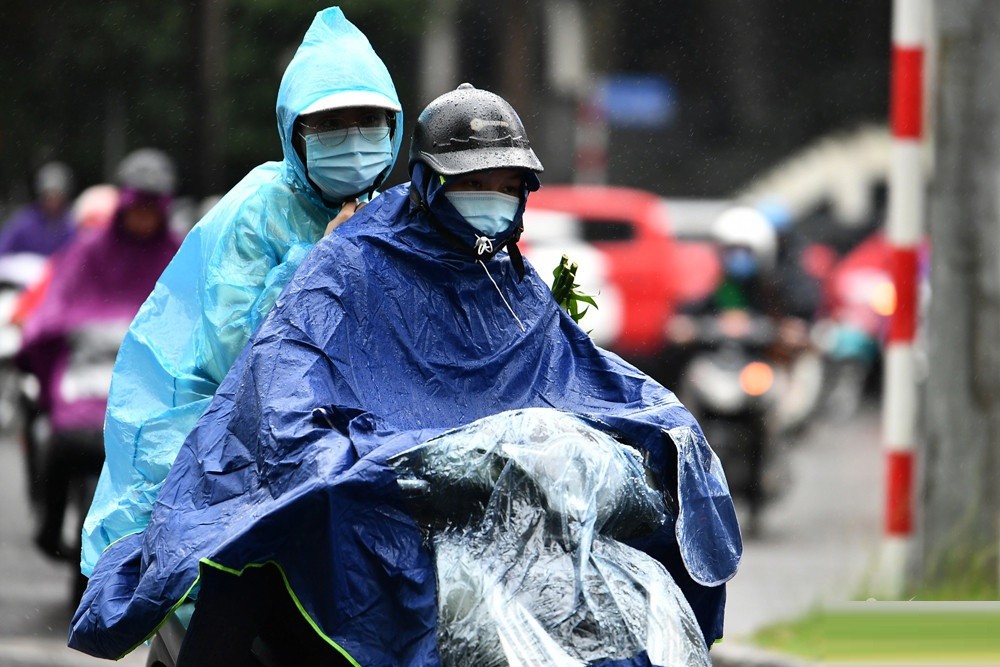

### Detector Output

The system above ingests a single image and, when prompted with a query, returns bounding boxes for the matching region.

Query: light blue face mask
[303,129,392,202]
[444,191,520,238]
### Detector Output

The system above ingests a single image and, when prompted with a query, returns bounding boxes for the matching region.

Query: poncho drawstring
[478,259,525,333]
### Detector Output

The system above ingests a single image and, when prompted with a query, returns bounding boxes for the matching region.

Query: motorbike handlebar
[684,312,778,349]
[389,409,669,541]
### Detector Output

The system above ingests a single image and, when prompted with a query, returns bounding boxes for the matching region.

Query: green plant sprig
[551,254,598,325]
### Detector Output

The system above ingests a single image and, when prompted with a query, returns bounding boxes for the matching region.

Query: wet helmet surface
[410,83,544,176]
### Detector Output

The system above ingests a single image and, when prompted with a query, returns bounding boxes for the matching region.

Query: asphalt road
[0,432,147,666]
[721,402,882,641]
[0,403,882,666]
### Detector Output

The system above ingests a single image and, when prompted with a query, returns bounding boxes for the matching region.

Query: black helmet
[409,83,544,176]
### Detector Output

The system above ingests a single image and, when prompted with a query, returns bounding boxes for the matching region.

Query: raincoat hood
[276,7,403,203]
[410,162,537,263]
[111,188,172,241]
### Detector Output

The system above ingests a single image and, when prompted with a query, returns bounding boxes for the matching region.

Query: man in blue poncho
[81,7,404,578]
[71,85,741,666]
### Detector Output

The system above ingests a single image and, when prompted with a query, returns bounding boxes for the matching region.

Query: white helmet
[35,161,74,197]
[711,206,778,272]
[116,148,177,196]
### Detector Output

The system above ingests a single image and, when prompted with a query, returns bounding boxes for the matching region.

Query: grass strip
[753,606,1000,662]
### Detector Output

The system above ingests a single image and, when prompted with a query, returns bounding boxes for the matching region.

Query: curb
[712,642,814,667]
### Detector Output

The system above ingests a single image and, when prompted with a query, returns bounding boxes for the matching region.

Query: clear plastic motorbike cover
[391,408,711,667]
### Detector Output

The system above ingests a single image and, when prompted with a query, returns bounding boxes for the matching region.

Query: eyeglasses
[299,112,391,147]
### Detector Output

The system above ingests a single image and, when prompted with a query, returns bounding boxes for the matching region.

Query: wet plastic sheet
[392,408,711,667]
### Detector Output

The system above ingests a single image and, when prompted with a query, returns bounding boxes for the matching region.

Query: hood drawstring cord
[474,235,494,256]
[478,260,525,333]
[410,188,527,281]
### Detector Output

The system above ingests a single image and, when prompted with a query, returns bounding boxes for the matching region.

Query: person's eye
[359,113,384,128]
[501,184,521,196]
[318,118,345,132]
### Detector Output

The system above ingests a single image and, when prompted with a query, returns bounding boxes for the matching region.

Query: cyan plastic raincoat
[81,7,403,576]
[70,173,742,663]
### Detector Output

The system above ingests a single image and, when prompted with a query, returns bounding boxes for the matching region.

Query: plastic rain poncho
[80,7,403,576]
[393,409,712,667]
[69,177,741,664]
[15,199,180,432]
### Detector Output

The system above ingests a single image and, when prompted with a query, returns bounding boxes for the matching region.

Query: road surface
[722,403,882,641]
[0,432,147,666]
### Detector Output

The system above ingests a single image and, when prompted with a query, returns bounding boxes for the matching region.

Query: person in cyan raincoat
[70,86,741,665]
[81,7,404,577]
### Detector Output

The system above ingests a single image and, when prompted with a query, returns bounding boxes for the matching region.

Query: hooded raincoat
[80,8,403,576]
[15,198,181,431]
[70,173,742,663]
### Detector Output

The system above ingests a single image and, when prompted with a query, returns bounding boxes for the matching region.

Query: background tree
[920,0,1000,598]
[0,1,426,201]
[1,2,890,206]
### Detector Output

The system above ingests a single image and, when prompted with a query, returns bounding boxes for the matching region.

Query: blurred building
[428,0,891,197]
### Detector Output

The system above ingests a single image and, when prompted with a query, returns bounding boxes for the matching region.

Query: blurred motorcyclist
[0,161,77,258]
[759,202,827,325]
[1,183,122,341]
[671,206,812,355]
[81,7,404,577]
[15,148,181,565]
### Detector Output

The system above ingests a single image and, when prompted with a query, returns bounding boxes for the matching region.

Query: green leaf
[548,254,599,326]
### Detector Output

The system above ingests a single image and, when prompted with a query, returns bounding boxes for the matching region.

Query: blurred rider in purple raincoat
[16,148,181,564]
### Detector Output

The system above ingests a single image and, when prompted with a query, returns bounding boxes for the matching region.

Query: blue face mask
[723,247,759,280]
[303,129,392,202]
[444,191,520,238]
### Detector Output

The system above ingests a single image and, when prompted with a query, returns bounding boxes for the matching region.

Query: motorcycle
[668,311,793,537]
[812,233,892,419]
[813,231,929,419]
[20,319,128,607]
[145,408,712,667]
[0,252,48,434]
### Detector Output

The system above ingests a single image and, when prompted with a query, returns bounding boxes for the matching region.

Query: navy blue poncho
[70,178,741,664]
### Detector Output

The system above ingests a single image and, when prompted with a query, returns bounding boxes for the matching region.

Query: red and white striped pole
[880,0,926,598]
